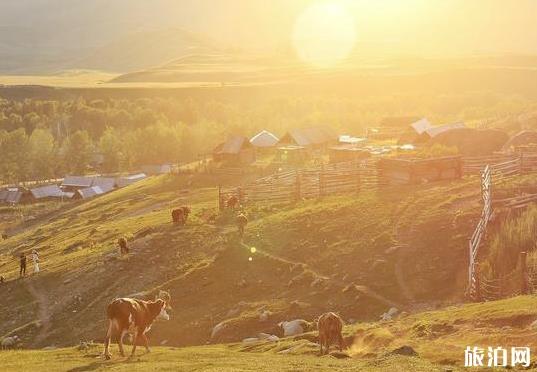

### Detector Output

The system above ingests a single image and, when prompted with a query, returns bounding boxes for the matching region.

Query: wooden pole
[319,165,325,197]
[474,263,482,302]
[520,251,529,295]
[295,170,301,202]
[218,186,223,211]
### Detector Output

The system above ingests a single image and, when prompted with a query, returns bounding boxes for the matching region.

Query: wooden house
[278,126,337,150]
[213,136,256,165]
[379,156,463,185]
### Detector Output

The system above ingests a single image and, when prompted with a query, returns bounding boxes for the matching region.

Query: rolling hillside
[0,171,484,351]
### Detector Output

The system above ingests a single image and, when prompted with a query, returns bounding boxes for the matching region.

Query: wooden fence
[462,152,537,178]
[467,165,492,300]
[218,159,379,209]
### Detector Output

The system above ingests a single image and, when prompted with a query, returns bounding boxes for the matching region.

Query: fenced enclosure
[218,159,379,208]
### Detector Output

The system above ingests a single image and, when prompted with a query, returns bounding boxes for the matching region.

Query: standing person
[19,253,27,278]
[31,250,40,274]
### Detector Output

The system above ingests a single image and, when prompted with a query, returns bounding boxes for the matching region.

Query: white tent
[250,130,279,148]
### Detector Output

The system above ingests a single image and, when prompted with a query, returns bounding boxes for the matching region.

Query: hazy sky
[2,0,537,57]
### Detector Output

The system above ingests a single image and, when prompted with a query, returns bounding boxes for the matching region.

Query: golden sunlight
[292,1,357,68]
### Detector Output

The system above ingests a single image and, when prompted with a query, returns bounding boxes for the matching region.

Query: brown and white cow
[317,312,344,355]
[103,297,170,359]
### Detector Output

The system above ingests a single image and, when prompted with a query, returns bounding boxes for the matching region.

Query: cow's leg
[103,319,115,359]
[319,334,324,355]
[118,326,128,357]
[130,328,139,357]
[141,332,150,353]
[338,333,344,352]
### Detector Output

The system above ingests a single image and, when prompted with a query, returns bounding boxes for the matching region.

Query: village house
[140,164,172,175]
[379,155,463,185]
[30,184,74,201]
[116,173,147,188]
[278,126,337,149]
[61,175,95,192]
[213,136,256,165]
[250,130,279,149]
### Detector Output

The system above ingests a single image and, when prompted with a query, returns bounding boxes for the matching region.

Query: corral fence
[218,159,379,209]
[468,150,537,301]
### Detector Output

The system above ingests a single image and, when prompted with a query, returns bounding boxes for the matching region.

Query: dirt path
[25,278,52,347]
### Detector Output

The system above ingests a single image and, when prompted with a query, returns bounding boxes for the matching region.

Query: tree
[99,127,122,173]
[29,128,57,180]
[63,130,92,174]
[0,128,30,183]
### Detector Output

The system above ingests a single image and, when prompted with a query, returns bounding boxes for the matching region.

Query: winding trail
[25,279,52,347]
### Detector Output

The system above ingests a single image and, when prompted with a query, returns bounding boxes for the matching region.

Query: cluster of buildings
[212,126,370,166]
[0,173,149,206]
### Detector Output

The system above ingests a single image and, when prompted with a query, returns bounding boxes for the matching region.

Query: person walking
[236,213,248,240]
[19,253,27,278]
[31,250,40,274]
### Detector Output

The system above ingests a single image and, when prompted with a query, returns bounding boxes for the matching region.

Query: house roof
[30,185,66,199]
[214,136,251,154]
[339,135,366,144]
[5,189,23,204]
[281,126,336,146]
[410,118,433,135]
[140,164,172,175]
[91,177,116,193]
[116,173,147,188]
[76,186,105,199]
[250,130,279,148]
[62,175,95,188]
[424,122,466,138]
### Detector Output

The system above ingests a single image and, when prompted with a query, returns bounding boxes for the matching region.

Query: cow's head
[153,299,170,321]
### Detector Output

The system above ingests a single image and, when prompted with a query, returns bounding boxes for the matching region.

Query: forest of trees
[0,89,533,184]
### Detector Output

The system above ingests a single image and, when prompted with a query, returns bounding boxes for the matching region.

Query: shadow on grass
[67,356,143,372]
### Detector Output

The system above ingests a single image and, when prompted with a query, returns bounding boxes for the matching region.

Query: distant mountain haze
[2,0,537,75]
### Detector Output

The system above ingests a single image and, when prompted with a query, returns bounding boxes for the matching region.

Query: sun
[292,1,357,68]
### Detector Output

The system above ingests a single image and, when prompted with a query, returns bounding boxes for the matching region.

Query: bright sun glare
[293,1,357,68]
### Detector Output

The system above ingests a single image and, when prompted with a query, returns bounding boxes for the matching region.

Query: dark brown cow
[226,196,239,210]
[118,238,129,255]
[171,206,191,225]
[317,312,344,355]
[103,298,170,359]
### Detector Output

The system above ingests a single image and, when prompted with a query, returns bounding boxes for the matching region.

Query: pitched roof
[76,186,105,199]
[30,185,66,199]
[424,122,466,138]
[5,189,23,204]
[140,164,172,175]
[62,175,95,188]
[281,126,336,146]
[214,136,251,154]
[91,177,116,193]
[250,130,279,148]
[116,173,147,188]
[410,118,433,135]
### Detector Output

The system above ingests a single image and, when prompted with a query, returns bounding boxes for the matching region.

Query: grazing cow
[317,312,344,355]
[118,238,129,255]
[236,213,248,239]
[172,206,191,225]
[1,335,19,349]
[1,234,7,240]
[226,196,239,210]
[103,298,170,359]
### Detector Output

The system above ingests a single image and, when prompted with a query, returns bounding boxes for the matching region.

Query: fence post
[356,161,361,193]
[474,263,482,302]
[295,170,301,202]
[319,165,324,197]
[218,186,223,211]
[520,251,529,295]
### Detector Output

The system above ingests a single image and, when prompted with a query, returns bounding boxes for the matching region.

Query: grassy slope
[0,172,484,351]
[3,295,537,371]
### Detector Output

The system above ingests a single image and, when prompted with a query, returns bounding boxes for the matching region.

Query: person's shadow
[67,356,141,372]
